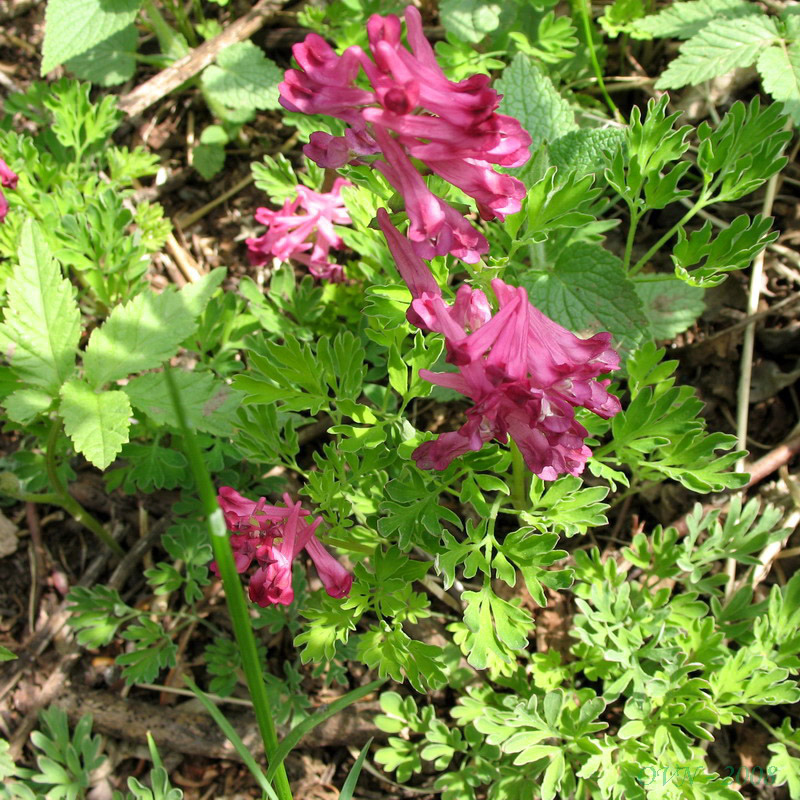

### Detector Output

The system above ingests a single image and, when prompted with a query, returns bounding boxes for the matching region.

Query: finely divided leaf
[524,242,648,352]
[0,219,80,395]
[83,289,197,388]
[629,0,756,40]
[757,42,800,125]
[201,41,283,110]
[656,16,780,89]
[497,54,576,152]
[59,380,132,469]
[42,0,143,74]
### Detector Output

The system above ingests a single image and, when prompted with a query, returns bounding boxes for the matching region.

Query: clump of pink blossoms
[212,487,352,606]
[378,209,622,480]
[279,6,531,264]
[0,158,18,223]
[246,178,352,282]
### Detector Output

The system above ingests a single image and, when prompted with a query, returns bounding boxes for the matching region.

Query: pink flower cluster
[212,487,352,606]
[246,179,352,282]
[0,158,18,223]
[378,209,621,479]
[279,6,531,264]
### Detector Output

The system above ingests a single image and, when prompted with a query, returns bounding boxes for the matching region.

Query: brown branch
[55,687,382,759]
[118,0,282,118]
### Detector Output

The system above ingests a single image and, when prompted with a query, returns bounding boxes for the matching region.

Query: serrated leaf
[633,274,705,339]
[656,16,780,90]
[42,0,143,74]
[65,24,138,86]
[549,128,625,175]
[438,0,502,43]
[3,388,52,425]
[497,54,576,153]
[629,0,756,40]
[0,219,80,395]
[201,41,283,110]
[124,369,242,436]
[83,289,197,388]
[757,41,800,125]
[59,380,131,469]
[110,442,188,493]
[524,242,648,352]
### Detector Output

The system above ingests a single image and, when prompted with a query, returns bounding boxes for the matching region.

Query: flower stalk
[164,369,293,800]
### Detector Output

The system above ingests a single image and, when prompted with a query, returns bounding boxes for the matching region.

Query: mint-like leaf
[757,42,800,125]
[42,0,143,74]
[497,54,576,152]
[64,24,138,87]
[201,41,283,110]
[439,0,502,43]
[629,0,755,40]
[0,220,80,395]
[549,128,625,175]
[59,380,132,469]
[656,16,780,89]
[633,274,705,338]
[524,242,648,352]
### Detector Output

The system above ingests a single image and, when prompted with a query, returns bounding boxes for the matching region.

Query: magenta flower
[407,279,621,480]
[246,179,352,282]
[279,6,530,263]
[0,158,18,223]
[212,487,353,606]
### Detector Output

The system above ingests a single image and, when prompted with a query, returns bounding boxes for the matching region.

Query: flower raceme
[0,158,18,223]
[246,179,352,282]
[279,6,531,264]
[211,487,352,606]
[378,209,621,479]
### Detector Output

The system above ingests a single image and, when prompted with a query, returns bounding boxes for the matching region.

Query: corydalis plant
[213,487,352,606]
[280,5,531,263]
[0,157,18,223]
[246,178,352,282]
[378,209,621,478]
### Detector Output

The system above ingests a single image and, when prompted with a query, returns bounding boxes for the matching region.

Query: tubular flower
[212,487,353,606]
[279,5,531,263]
[407,279,621,480]
[0,158,18,223]
[246,179,352,282]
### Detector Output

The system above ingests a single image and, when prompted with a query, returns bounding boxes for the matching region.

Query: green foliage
[41,0,143,74]
[145,522,212,605]
[65,25,138,86]
[201,41,283,111]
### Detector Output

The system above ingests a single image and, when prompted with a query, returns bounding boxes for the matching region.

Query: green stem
[510,440,529,511]
[576,0,623,123]
[164,369,293,800]
[622,206,641,273]
[751,710,800,756]
[142,0,190,57]
[45,419,124,557]
[628,195,708,276]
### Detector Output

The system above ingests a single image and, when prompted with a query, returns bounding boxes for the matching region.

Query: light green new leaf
[524,242,648,352]
[769,743,800,798]
[497,54,576,152]
[629,0,756,40]
[124,369,242,436]
[3,389,52,425]
[64,24,138,86]
[0,645,16,661]
[0,220,80,395]
[633,274,705,339]
[438,0,502,43]
[656,16,780,89]
[42,0,143,74]
[83,289,197,388]
[757,42,800,125]
[59,380,132,469]
[201,41,283,110]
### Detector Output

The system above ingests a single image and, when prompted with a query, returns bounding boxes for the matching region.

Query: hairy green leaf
[65,24,138,86]
[201,41,283,110]
[629,0,756,40]
[757,41,800,125]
